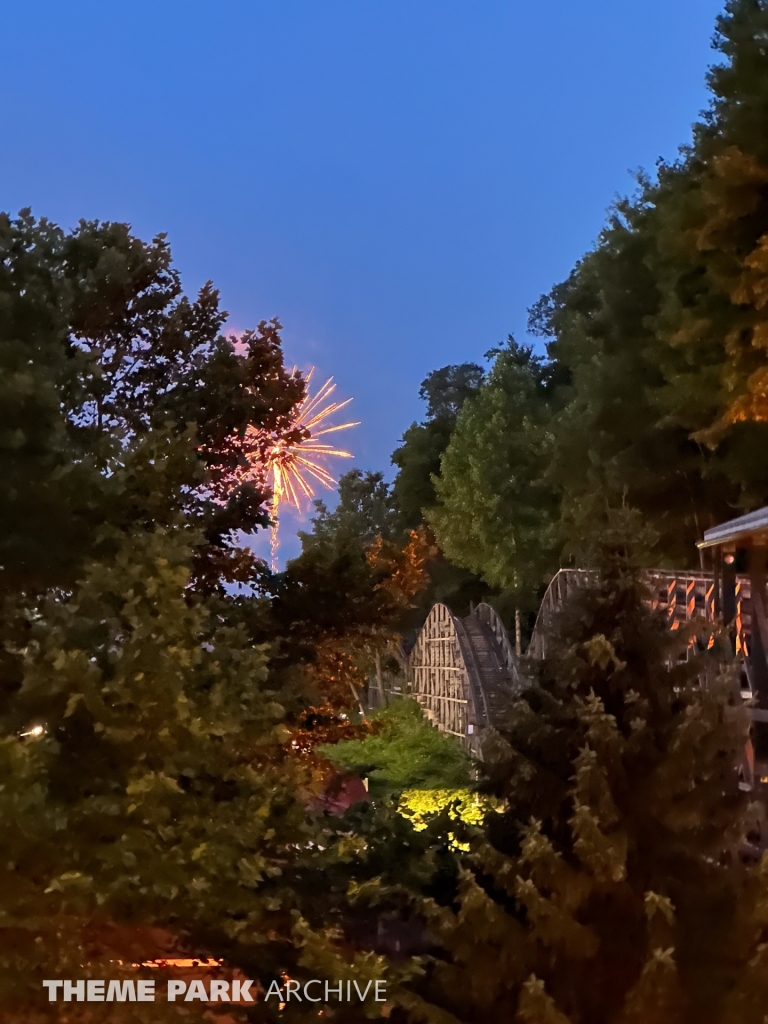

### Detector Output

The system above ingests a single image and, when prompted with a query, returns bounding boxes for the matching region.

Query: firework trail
[247,370,358,569]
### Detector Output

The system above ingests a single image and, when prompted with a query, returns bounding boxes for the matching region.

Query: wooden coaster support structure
[390,505,768,780]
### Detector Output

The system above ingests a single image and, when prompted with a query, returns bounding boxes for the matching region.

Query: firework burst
[247,370,359,569]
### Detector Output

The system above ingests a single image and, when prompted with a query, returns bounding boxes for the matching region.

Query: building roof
[699,505,768,549]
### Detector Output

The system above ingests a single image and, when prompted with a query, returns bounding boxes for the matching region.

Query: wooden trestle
[401,569,759,760]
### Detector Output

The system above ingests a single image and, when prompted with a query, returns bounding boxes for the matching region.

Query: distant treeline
[385,0,768,611]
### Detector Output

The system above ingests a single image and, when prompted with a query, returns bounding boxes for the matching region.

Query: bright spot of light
[20,724,45,738]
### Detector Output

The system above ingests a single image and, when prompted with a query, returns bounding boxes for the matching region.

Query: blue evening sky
[1,0,725,558]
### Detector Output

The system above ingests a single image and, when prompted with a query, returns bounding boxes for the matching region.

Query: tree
[417,0,768,586]
[0,516,421,1021]
[524,0,768,568]
[299,469,402,551]
[230,462,431,726]
[390,362,499,618]
[0,521,289,1015]
[0,209,313,737]
[418,364,486,422]
[427,340,559,607]
[650,1,768,459]
[261,520,432,714]
[319,699,472,796]
[0,211,420,1020]
[391,363,484,530]
[0,211,106,596]
[392,538,763,1024]
[0,209,305,598]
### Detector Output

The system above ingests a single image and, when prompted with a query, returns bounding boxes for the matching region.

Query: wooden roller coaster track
[394,568,759,757]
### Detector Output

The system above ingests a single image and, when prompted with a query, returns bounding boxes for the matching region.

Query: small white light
[20,724,45,738]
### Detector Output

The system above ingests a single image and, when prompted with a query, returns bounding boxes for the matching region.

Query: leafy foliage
[390,362,494,618]
[393,553,764,1024]
[300,469,403,550]
[319,699,472,795]
[391,363,485,530]
[421,0,768,586]
[418,364,486,422]
[0,211,106,595]
[428,340,559,605]
[0,523,312,1016]
[0,211,431,1020]
[397,789,502,834]
[258,517,432,715]
[0,210,304,598]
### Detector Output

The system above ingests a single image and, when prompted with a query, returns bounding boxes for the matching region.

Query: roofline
[698,505,768,549]
[698,529,757,550]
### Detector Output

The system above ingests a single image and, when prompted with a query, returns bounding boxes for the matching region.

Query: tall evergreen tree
[391,363,485,530]
[530,0,768,564]
[423,1,768,578]
[392,538,762,1024]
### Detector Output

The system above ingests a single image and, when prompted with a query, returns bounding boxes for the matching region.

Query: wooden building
[699,506,768,770]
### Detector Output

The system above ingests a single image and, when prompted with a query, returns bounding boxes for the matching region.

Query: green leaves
[319,699,472,795]
[0,211,306,604]
[392,561,767,1024]
[0,523,323,1013]
[428,340,559,604]
[412,3,768,581]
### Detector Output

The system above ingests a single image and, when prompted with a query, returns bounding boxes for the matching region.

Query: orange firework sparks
[247,370,359,569]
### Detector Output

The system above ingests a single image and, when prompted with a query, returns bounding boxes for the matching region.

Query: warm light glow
[247,370,358,569]
[20,724,45,738]
[136,959,222,969]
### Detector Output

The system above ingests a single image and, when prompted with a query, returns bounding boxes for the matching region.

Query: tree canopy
[392,541,765,1024]
[427,340,559,605]
[0,211,432,1019]
[422,0,768,599]
[300,469,403,550]
[319,699,472,796]
[0,210,304,598]
[391,363,485,531]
